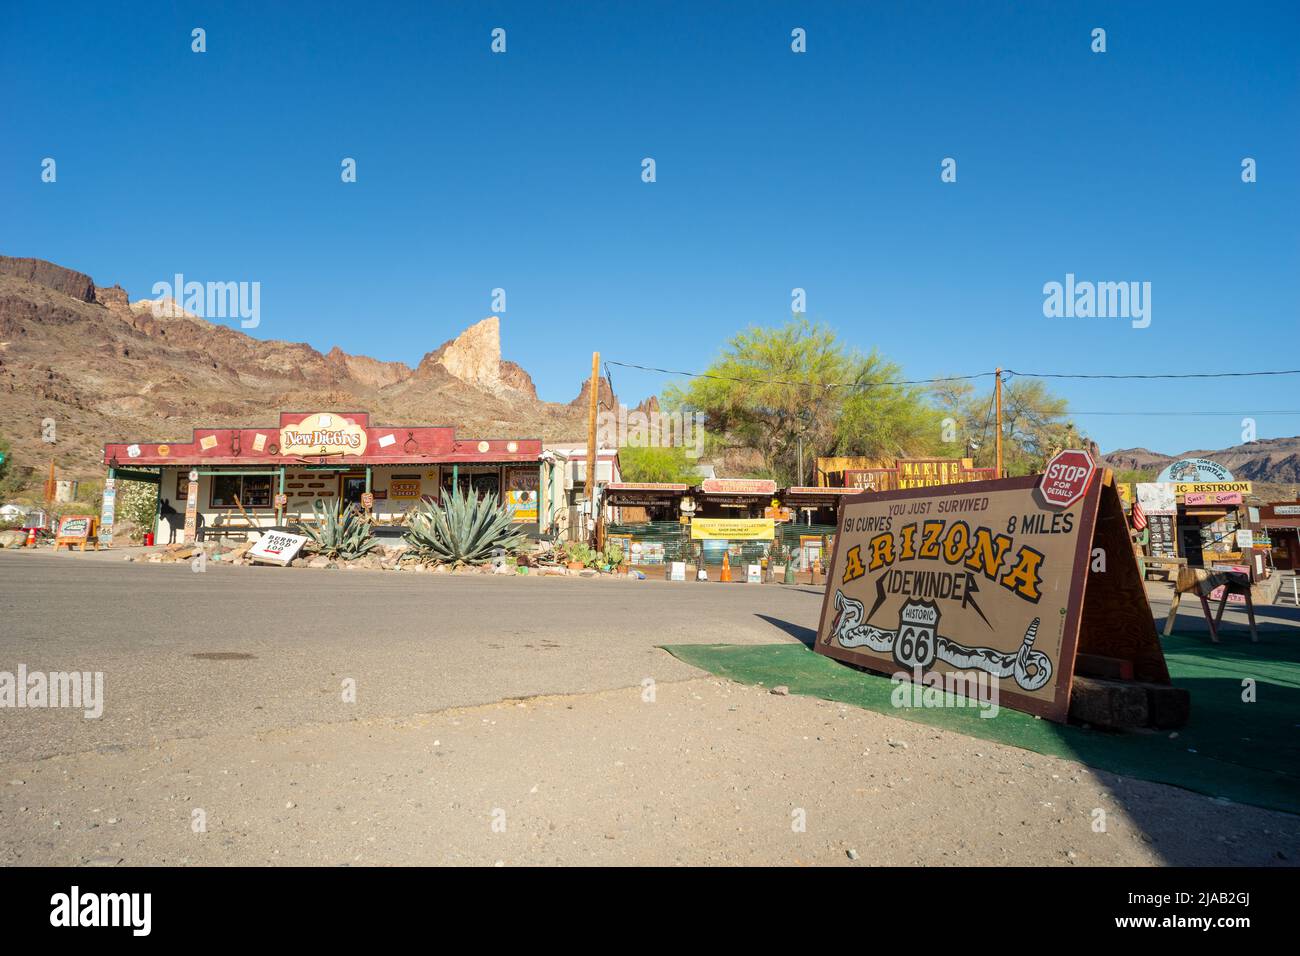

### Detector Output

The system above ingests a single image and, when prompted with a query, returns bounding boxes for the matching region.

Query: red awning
[1262,518,1300,529]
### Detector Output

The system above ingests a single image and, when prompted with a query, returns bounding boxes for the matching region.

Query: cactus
[402,487,527,565]
[303,498,380,561]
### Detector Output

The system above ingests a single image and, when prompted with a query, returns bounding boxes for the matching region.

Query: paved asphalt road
[1,550,1295,764]
[0,550,825,762]
[2,549,1298,867]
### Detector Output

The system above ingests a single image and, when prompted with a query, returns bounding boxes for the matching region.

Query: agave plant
[303,498,380,561]
[402,487,527,565]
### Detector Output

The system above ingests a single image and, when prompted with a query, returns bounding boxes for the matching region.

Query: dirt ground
[3,678,1298,866]
[1,550,1297,866]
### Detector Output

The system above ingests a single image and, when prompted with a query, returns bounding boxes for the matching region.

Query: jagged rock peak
[416,316,535,396]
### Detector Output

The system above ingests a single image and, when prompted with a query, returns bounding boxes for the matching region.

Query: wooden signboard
[183,469,200,544]
[55,515,98,551]
[814,471,1170,722]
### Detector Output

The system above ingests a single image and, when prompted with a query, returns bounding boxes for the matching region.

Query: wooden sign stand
[815,469,1185,727]
[54,515,99,552]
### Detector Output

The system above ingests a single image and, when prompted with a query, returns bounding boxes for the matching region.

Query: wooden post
[585,351,600,542]
[994,367,1003,478]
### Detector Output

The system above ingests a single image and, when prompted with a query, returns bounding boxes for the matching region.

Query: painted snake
[828,589,1053,692]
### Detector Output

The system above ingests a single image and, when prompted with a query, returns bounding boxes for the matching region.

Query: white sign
[1236,529,1255,549]
[248,531,309,567]
[1157,458,1234,483]
[99,480,116,547]
[1135,482,1177,516]
[1276,505,1300,516]
[668,561,686,582]
[746,564,762,584]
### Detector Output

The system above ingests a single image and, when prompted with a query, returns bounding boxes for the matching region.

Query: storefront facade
[102,411,547,542]
[1259,501,1300,571]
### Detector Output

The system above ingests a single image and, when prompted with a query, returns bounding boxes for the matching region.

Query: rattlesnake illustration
[827,589,1053,692]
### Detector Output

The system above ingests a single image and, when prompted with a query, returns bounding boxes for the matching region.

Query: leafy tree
[618,445,701,484]
[931,377,1081,476]
[665,318,942,485]
[0,434,12,496]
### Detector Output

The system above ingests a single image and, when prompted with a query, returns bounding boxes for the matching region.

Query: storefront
[817,456,997,490]
[102,411,548,543]
[1135,473,1258,569]
[602,482,692,569]
[695,478,777,518]
[1259,502,1300,571]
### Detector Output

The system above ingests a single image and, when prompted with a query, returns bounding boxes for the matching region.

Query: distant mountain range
[1101,440,1300,499]
[0,256,603,489]
[4,254,1298,503]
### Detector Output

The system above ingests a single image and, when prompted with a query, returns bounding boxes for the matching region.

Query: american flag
[1130,499,1147,531]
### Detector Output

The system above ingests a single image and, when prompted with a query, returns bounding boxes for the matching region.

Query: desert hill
[0,256,603,490]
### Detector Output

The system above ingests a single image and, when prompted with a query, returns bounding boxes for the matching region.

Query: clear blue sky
[3,1,1296,455]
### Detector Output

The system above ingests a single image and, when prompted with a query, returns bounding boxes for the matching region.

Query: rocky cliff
[0,256,588,491]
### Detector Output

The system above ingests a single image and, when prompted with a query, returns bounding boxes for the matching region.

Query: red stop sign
[1039,449,1096,509]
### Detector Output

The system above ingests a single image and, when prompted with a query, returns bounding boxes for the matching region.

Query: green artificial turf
[662,630,1300,815]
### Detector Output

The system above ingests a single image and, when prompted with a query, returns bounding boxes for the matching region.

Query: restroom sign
[1040,449,1096,509]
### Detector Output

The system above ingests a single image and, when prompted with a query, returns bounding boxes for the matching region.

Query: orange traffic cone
[25,527,37,547]
[720,552,732,582]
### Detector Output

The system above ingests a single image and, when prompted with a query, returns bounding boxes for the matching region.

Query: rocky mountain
[1102,439,1300,501]
[0,256,612,491]
[1102,438,1300,484]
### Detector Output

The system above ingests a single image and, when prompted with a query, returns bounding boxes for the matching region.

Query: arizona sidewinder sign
[815,462,1169,721]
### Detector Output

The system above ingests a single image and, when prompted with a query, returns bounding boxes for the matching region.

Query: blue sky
[3,1,1296,455]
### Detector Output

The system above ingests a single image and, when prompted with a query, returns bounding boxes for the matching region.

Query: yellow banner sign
[1173,481,1252,496]
[280,413,367,457]
[690,518,775,540]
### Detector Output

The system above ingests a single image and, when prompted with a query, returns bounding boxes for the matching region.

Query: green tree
[0,434,11,496]
[618,445,701,484]
[931,377,1081,476]
[665,318,942,485]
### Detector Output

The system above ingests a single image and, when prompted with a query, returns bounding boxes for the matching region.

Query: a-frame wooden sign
[814,462,1171,722]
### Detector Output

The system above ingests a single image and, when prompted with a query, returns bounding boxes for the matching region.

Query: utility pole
[585,351,600,538]
[994,368,1003,478]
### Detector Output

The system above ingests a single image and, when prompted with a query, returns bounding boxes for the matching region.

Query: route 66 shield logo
[893,600,940,671]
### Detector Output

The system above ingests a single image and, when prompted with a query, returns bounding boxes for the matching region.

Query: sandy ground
[1,549,1297,866]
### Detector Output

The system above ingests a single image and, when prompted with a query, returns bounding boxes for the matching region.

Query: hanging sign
[1174,481,1252,497]
[690,518,776,540]
[279,413,368,458]
[815,473,1170,722]
[99,479,117,547]
[1136,482,1177,515]
[506,468,539,522]
[1157,458,1234,483]
[1184,491,1243,506]
[183,469,199,544]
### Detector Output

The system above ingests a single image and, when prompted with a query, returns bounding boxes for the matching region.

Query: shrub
[402,488,526,565]
[304,498,380,561]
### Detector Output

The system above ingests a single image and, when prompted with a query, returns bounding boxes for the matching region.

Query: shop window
[210,474,273,510]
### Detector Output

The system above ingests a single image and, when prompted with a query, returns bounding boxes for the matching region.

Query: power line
[1068,410,1300,417]
[605,360,996,389]
[608,359,1300,391]
[1005,368,1300,381]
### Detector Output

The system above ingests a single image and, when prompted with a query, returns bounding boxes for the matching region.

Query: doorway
[339,472,367,508]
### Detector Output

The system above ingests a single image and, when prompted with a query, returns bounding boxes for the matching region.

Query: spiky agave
[402,487,527,565]
[303,498,381,561]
